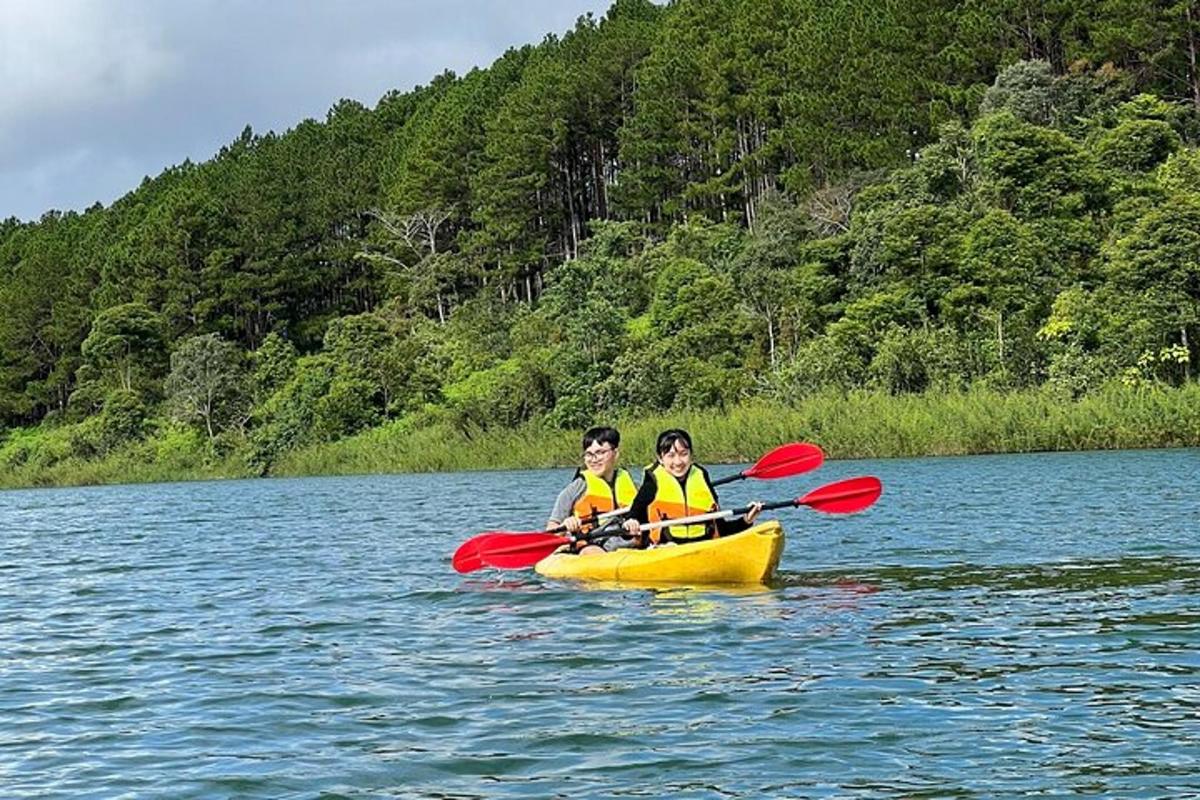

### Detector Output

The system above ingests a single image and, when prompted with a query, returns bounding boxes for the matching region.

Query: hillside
[3,0,1200,485]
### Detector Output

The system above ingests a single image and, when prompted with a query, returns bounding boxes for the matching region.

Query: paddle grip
[579,519,635,545]
[548,506,630,536]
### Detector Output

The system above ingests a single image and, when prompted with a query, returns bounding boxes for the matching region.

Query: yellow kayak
[534,520,785,585]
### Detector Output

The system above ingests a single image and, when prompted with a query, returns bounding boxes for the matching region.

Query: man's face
[583,442,617,476]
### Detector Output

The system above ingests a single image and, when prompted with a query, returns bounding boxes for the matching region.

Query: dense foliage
[3,0,1200,480]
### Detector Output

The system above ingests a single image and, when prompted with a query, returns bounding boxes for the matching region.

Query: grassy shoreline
[3,385,1199,490]
[273,384,1200,476]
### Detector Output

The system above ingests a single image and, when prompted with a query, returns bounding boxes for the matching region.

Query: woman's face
[658,440,692,478]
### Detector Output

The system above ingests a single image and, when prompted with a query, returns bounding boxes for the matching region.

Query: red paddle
[467,532,577,570]
[792,475,882,514]
[452,531,570,573]
[451,533,503,574]
[451,442,823,572]
[450,506,625,573]
[709,442,825,486]
[457,475,883,573]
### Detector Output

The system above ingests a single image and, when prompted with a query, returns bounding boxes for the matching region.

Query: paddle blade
[452,538,488,574]
[799,476,882,514]
[477,532,570,570]
[744,442,825,480]
[452,527,557,573]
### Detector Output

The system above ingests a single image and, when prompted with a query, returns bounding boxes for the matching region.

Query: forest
[3,0,1200,485]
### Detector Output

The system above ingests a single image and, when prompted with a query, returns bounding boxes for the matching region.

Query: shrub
[1095,119,1180,174]
[313,378,382,441]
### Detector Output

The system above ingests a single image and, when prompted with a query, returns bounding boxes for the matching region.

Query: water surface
[1,449,1198,798]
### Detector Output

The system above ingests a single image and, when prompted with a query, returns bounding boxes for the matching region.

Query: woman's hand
[562,515,583,534]
[743,501,764,525]
[622,518,641,537]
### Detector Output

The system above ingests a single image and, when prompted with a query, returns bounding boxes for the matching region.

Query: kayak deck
[534,520,784,586]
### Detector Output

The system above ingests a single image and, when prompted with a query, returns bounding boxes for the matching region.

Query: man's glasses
[583,447,614,462]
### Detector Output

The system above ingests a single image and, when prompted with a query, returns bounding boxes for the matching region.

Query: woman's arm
[627,470,657,523]
[621,471,657,544]
[700,465,762,536]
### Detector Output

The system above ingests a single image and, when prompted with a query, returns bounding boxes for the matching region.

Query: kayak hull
[534,520,785,586]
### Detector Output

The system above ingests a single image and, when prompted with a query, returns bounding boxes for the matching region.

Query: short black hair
[655,428,692,456]
[582,426,620,449]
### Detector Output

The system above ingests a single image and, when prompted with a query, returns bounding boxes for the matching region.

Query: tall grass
[4,384,1198,488]
[273,384,1200,477]
[0,452,244,490]
[0,425,247,490]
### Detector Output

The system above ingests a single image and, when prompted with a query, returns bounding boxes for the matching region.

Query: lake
[1,448,1198,798]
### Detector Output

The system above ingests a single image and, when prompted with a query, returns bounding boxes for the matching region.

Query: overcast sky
[0,0,612,222]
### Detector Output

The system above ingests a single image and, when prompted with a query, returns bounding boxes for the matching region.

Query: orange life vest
[572,467,638,531]
[645,464,717,542]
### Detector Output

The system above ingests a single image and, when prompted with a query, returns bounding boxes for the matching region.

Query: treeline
[2,0,1200,479]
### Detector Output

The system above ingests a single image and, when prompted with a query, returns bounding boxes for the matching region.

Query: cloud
[0,0,611,221]
[0,1,176,131]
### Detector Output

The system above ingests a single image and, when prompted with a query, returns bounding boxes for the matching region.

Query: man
[547,426,639,554]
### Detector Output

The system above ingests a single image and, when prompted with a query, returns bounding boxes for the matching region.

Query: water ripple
[1,450,1198,798]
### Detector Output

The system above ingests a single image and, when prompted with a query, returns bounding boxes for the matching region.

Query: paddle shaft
[636,503,773,533]
[545,506,629,535]
[635,476,881,532]
[709,473,744,487]
[634,497,824,533]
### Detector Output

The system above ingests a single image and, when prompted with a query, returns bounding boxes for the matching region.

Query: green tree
[1103,195,1200,381]
[979,60,1058,125]
[1094,119,1181,173]
[850,201,969,317]
[78,302,167,396]
[250,332,299,402]
[0,211,100,421]
[165,333,249,440]
[323,313,410,413]
[82,390,149,455]
[1157,147,1200,192]
[972,111,1107,218]
[1038,285,1114,396]
[246,354,334,471]
[313,378,382,440]
[944,209,1049,382]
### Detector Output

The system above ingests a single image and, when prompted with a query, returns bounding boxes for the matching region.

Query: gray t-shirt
[547,475,635,552]
[547,476,586,527]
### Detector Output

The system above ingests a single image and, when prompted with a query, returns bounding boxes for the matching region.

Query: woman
[622,429,762,547]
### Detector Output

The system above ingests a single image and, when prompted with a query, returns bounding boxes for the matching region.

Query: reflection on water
[643,586,782,623]
[783,556,1200,592]
[0,449,1198,798]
